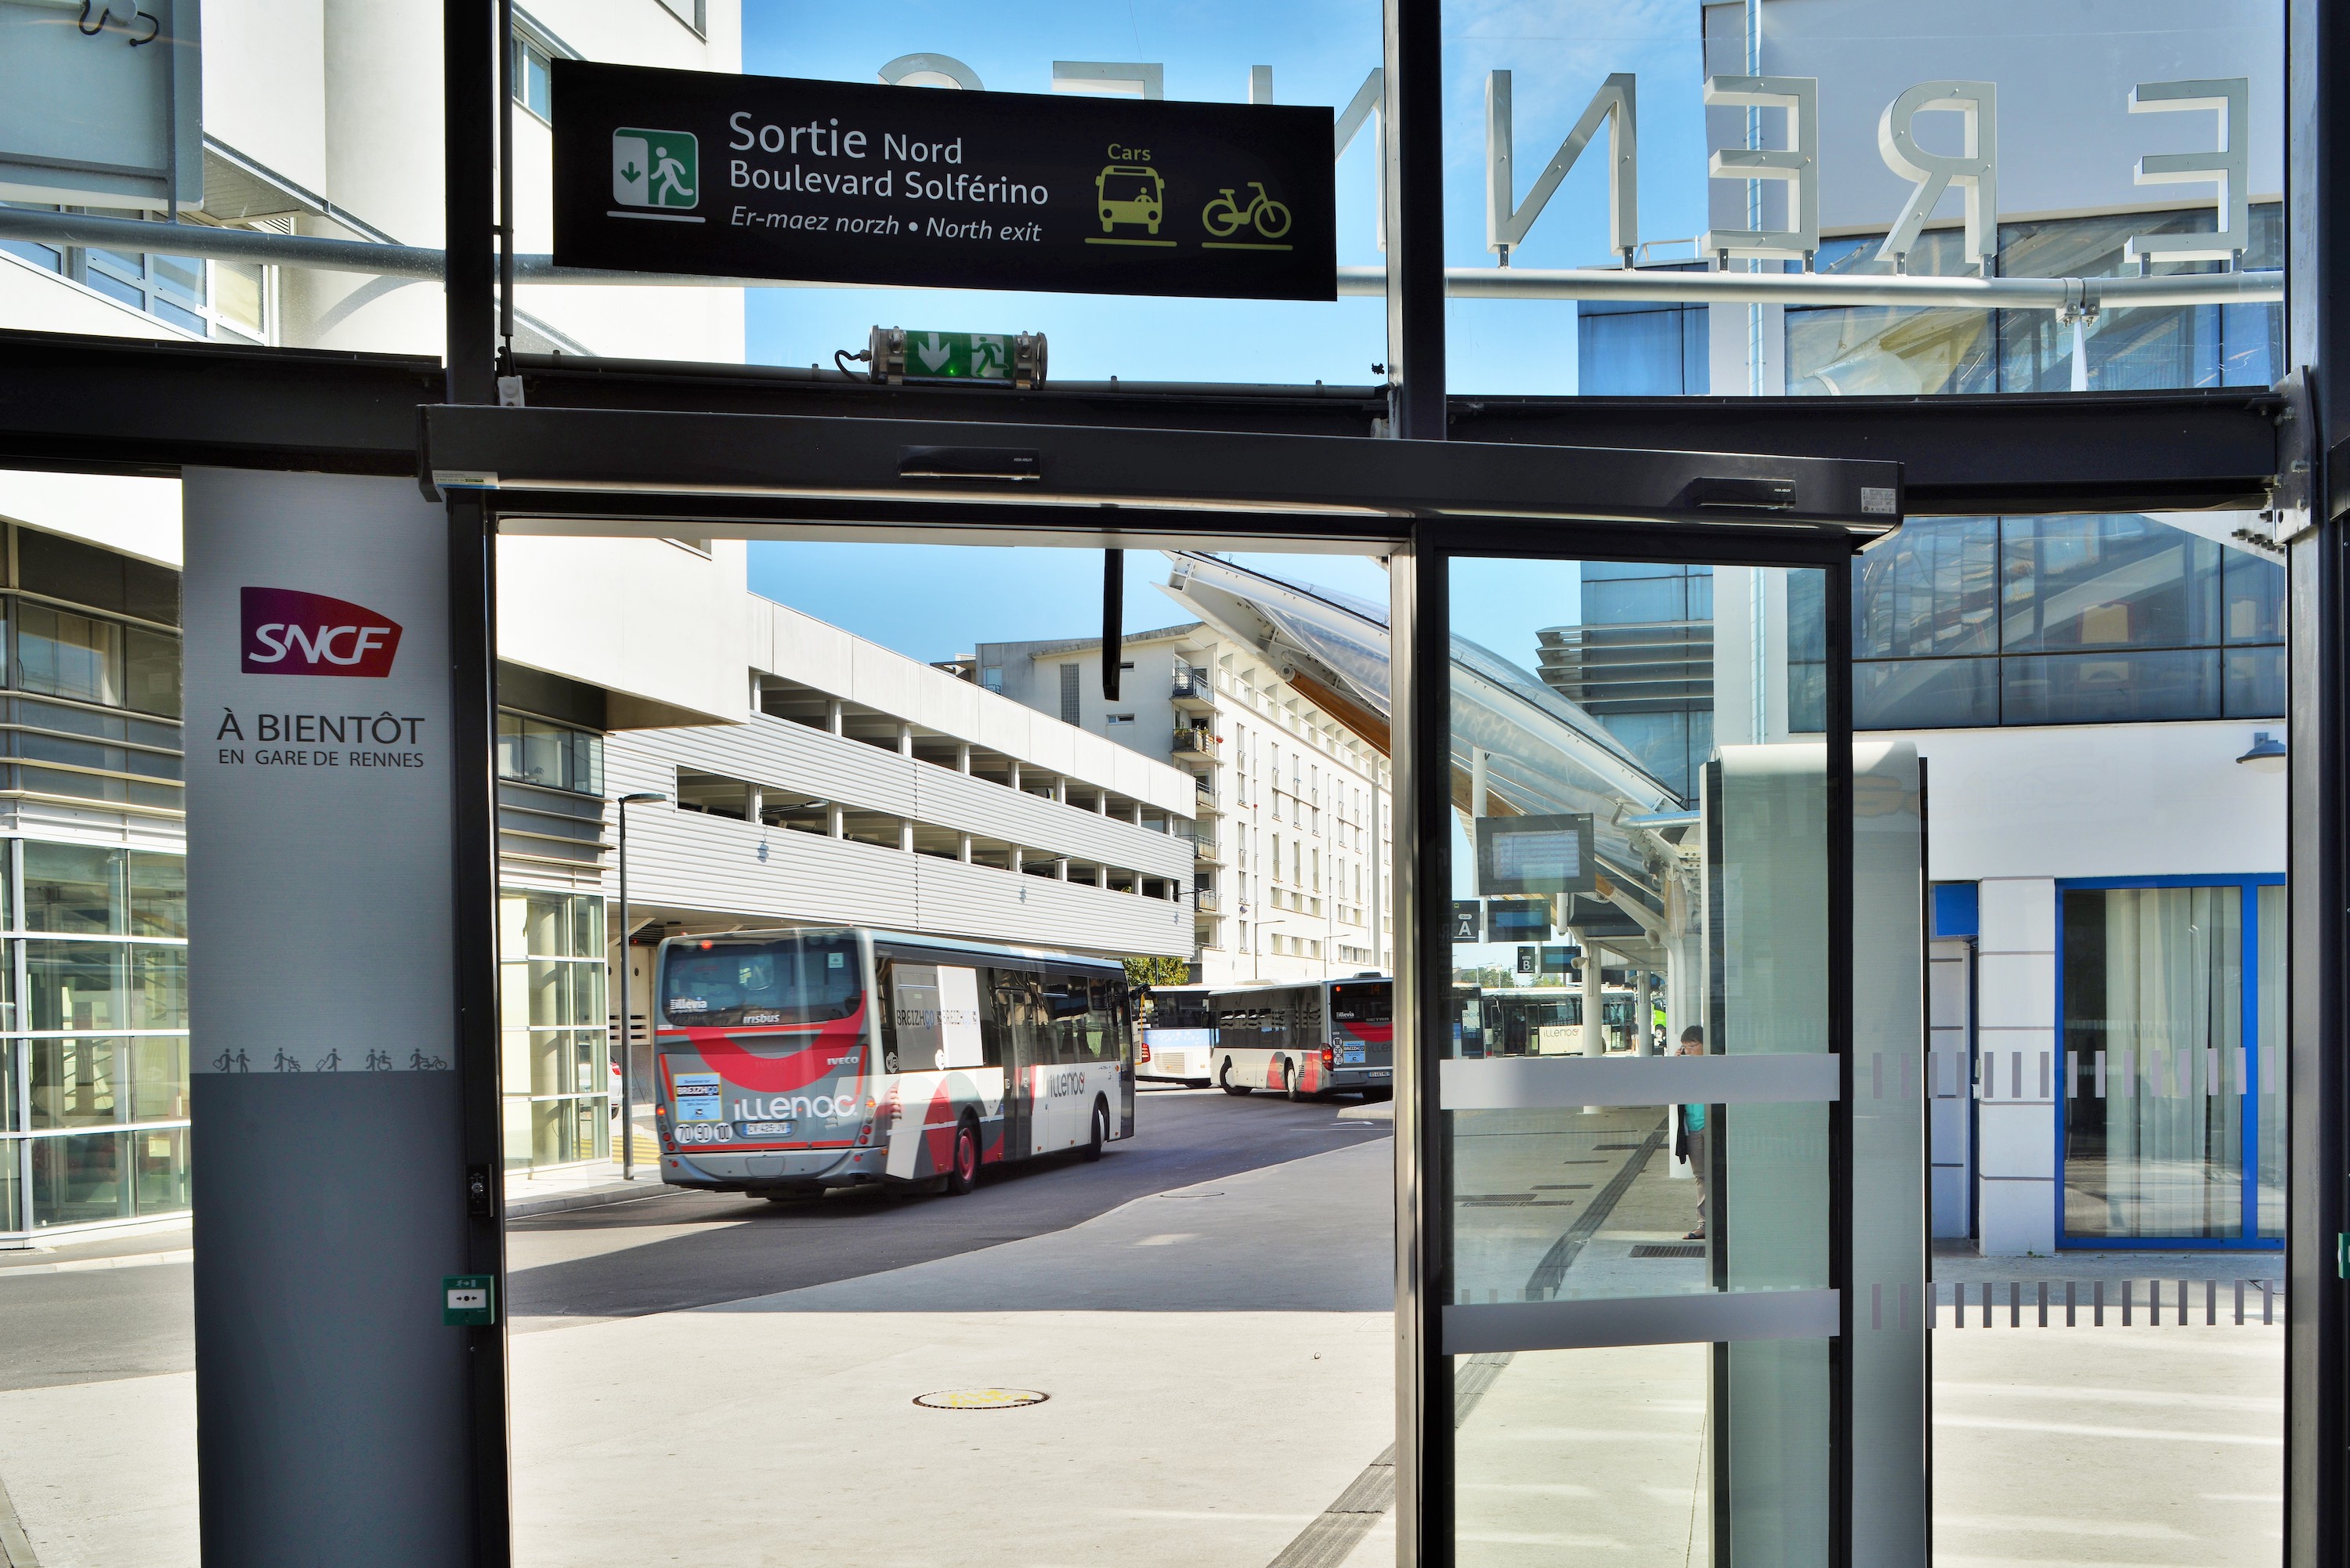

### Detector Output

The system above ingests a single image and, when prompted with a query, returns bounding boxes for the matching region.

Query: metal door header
[418,404,1904,542]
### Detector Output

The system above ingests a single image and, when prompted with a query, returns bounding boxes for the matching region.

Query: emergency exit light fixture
[866,327,1047,388]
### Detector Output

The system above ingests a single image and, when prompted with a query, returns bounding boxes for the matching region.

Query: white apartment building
[974,562,1397,988]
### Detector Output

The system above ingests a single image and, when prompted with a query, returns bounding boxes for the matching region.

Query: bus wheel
[1283,1061,1302,1101]
[944,1118,980,1195]
[1082,1099,1108,1162]
[1220,1060,1252,1096]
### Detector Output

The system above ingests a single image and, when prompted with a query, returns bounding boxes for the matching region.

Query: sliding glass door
[1408,542,1925,1568]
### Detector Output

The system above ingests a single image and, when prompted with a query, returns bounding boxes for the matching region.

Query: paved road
[508,1086,1388,1319]
[0,1086,1388,1387]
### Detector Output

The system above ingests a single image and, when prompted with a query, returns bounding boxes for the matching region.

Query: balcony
[1170,725,1220,763]
[1192,831,1226,865]
[1171,666,1217,713]
[1194,887,1221,913]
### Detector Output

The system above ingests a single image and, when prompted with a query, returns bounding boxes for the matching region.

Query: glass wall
[1789,207,2284,396]
[1847,515,2284,730]
[2059,877,2283,1245]
[5,840,191,1230]
[0,524,190,1235]
[499,889,611,1171]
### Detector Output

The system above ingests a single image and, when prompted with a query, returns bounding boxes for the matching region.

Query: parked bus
[652,927,1134,1198]
[1209,976,1393,1099]
[1482,985,1640,1056]
[1139,983,1217,1086]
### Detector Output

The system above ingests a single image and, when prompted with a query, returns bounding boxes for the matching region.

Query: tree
[1123,954,1193,987]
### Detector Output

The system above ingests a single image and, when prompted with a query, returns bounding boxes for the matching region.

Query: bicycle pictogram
[1201,182,1292,247]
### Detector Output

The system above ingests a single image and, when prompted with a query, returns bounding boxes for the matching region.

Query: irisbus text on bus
[653,927,1135,1197]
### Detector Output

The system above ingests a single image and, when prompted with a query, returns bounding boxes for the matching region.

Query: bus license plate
[1339,1046,1365,1064]
[738,1121,794,1139]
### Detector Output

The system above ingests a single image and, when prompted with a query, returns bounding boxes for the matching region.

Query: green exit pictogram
[612,128,699,210]
[906,331,1010,381]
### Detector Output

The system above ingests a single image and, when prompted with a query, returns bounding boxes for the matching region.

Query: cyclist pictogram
[1201,181,1293,250]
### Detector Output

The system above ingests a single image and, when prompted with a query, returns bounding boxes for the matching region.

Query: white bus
[653,927,1135,1198]
[1482,985,1643,1056]
[1208,977,1394,1100]
[1139,983,1217,1086]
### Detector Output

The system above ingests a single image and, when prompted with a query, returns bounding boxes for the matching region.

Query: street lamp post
[615,791,666,1179]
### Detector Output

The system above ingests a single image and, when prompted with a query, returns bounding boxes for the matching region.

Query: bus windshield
[660,931,862,1028]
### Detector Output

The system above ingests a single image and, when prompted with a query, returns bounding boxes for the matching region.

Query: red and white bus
[1139,983,1217,1086]
[1207,976,1394,1099]
[653,927,1134,1198]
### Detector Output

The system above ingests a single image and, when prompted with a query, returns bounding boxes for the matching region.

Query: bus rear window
[660,933,861,1028]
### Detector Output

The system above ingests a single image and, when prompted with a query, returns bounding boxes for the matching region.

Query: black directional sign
[551,61,1336,302]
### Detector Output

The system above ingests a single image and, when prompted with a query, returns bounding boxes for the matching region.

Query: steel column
[445,2,510,1563]
[1382,0,1446,439]
[2287,0,2350,1558]
[1393,541,1452,1567]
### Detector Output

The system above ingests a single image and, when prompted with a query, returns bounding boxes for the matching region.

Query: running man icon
[613,128,700,211]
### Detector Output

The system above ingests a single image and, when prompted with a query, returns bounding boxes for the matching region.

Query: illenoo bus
[1481,985,1643,1056]
[1138,982,1217,1087]
[653,927,1135,1197]
[1208,976,1393,1099]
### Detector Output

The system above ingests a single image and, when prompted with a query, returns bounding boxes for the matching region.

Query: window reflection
[1847,515,2284,729]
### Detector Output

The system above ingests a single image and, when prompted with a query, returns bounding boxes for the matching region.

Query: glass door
[1406,542,1925,1568]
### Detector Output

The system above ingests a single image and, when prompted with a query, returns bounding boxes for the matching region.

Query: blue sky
[735,2,1701,657]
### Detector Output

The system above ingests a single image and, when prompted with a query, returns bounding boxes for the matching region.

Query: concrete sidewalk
[509,1136,1397,1568]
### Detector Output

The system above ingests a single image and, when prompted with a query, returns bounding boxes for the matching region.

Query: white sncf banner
[183,470,456,1076]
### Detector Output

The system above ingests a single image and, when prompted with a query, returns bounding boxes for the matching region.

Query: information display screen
[1474,814,1596,898]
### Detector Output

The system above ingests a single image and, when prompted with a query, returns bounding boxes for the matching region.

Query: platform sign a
[552,60,1335,301]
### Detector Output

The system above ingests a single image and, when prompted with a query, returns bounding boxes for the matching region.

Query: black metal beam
[1452,390,2283,515]
[0,329,2283,515]
[418,404,1904,537]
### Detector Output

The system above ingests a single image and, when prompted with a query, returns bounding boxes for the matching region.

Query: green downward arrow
[621,163,642,183]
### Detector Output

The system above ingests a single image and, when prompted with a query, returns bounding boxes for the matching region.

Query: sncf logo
[241,587,403,677]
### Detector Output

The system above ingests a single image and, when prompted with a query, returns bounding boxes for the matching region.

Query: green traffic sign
[443,1274,496,1327]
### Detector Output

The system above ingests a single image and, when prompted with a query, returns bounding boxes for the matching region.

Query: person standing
[1675,1025,1708,1241]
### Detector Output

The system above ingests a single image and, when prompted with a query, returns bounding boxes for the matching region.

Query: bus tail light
[1321,1046,1335,1069]
[1140,1042,1152,1064]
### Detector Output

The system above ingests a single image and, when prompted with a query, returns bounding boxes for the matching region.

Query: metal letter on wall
[1700,74,1820,264]
[1485,70,1637,266]
[184,470,469,1566]
[1875,81,1998,272]
[2125,78,2251,267]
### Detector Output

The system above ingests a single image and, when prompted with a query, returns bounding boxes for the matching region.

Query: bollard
[2037,1280,2048,1327]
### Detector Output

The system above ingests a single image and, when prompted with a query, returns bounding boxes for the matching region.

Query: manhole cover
[913,1387,1050,1411]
